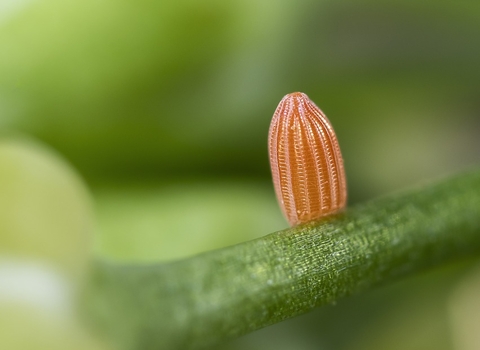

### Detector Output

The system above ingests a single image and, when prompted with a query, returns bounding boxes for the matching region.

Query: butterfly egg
[268,92,347,226]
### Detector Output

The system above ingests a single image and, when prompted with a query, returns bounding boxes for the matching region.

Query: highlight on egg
[268,92,347,226]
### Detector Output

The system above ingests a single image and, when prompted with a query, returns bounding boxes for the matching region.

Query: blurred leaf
[94,181,285,262]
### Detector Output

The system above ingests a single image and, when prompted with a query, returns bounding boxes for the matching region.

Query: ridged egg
[268,92,347,226]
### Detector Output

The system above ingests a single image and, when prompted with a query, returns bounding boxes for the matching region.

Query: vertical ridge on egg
[268,92,347,226]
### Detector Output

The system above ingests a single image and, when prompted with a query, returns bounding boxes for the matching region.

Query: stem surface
[85,169,480,350]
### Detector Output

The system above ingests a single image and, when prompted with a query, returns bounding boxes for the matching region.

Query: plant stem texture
[85,169,480,350]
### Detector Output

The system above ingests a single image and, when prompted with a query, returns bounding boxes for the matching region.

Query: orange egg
[268,92,347,226]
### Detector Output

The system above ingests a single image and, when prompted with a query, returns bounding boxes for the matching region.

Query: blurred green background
[0,0,479,349]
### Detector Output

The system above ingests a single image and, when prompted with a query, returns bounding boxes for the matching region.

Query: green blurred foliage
[1,0,478,198]
[1,0,480,349]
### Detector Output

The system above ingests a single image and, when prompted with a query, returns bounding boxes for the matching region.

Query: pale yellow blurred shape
[0,137,93,280]
[449,264,480,350]
[0,304,110,350]
[0,137,109,349]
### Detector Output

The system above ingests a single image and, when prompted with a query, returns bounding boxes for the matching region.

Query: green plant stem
[85,169,480,350]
